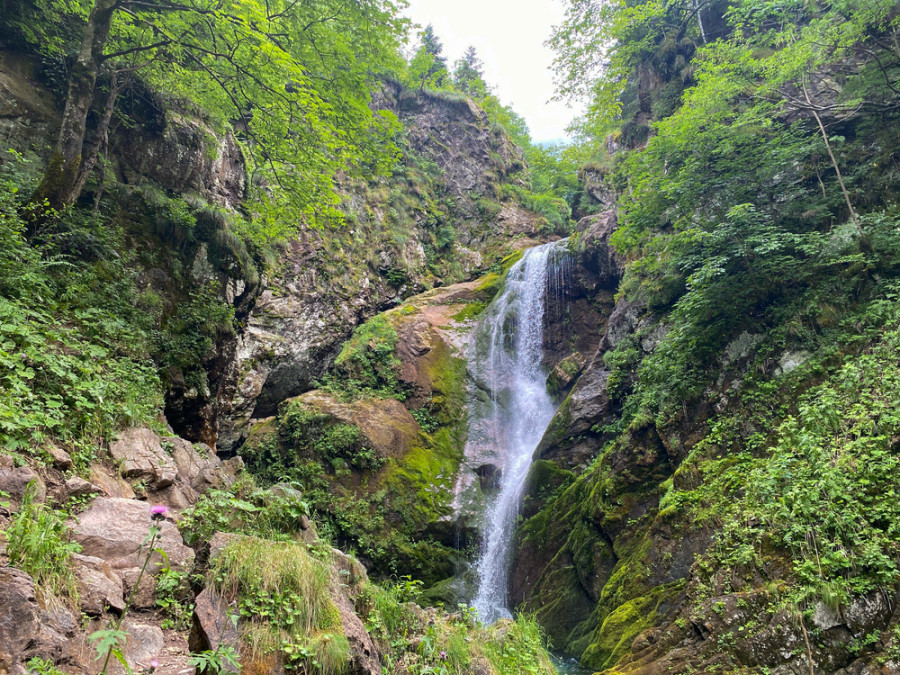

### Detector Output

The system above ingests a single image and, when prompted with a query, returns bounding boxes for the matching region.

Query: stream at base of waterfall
[460,239,570,625]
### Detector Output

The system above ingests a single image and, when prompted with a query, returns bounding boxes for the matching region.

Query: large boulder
[189,587,239,654]
[108,428,177,489]
[291,391,420,461]
[334,589,381,675]
[0,567,42,670]
[87,620,165,675]
[0,457,45,511]
[72,554,126,616]
[71,497,194,572]
[170,439,222,492]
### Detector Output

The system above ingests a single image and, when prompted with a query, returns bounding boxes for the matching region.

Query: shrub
[179,477,311,546]
[359,578,556,675]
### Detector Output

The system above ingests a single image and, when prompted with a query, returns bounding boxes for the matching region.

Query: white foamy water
[468,239,569,624]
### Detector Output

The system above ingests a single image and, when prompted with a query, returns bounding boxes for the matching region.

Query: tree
[453,46,489,98]
[28,0,409,230]
[411,24,449,88]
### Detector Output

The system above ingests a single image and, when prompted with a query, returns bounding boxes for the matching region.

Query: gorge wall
[3,2,900,671]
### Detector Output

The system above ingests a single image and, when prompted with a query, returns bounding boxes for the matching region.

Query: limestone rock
[90,463,136,499]
[0,567,78,671]
[120,567,158,610]
[333,588,381,675]
[73,554,125,615]
[118,620,165,673]
[208,531,241,561]
[151,483,200,511]
[64,476,101,499]
[71,497,194,572]
[109,428,178,489]
[576,210,624,290]
[112,115,246,210]
[331,547,369,599]
[292,391,419,460]
[0,567,41,669]
[170,438,222,491]
[579,167,617,210]
[546,352,587,396]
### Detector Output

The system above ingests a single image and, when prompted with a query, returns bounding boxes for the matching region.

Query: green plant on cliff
[683,301,900,611]
[320,316,405,401]
[22,0,408,228]
[565,0,900,425]
[210,537,348,673]
[179,476,312,546]
[0,157,162,457]
[359,578,555,675]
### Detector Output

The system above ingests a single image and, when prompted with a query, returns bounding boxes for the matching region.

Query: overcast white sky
[403,0,581,144]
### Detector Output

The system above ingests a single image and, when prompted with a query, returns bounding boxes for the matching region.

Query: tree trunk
[71,71,128,201]
[32,0,118,212]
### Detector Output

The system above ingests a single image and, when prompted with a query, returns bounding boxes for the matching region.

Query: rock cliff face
[215,84,547,451]
[0,50,547,453]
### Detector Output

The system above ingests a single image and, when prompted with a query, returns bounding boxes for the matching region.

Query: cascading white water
[467,239,569,624]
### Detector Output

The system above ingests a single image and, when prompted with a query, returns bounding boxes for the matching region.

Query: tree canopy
[16,0,410,234]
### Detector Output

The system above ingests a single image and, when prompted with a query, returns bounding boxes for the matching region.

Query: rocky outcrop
[72,554,126,616]
[109,428,178,489]
[292,391,420,461]
[97,427,237,509]
[0,50,56,160]
[215,87,546,451]
[111,113,246,210]
[190,587,240,654]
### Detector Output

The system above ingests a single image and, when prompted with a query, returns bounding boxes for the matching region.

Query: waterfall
[465,238,569,624]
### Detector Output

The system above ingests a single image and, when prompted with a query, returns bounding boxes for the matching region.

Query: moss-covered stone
[520,459,574,518]
[580,582,685,672]
[546,352,587,397]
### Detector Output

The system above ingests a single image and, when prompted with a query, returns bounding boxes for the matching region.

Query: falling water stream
[465,238,570,624]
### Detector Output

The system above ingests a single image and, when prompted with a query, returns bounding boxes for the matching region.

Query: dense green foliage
[360,581,555,675]
[0,153,257,461]
[179,476,312,546]
[210,536,347,673]
[514,0,900,670]
[3,0,409,230]
[321,316,404,401]
[0,157,163,456]
[549,0,900,424]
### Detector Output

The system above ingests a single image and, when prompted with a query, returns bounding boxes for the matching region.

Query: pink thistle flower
[440,651,447,660]
[150,659,159,671]
[150,505,168,520]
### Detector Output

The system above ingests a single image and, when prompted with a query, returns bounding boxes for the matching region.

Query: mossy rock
[521,459,574,518]
[475,248,525,300]
[546,352,587,397]
[580,582,684,672]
